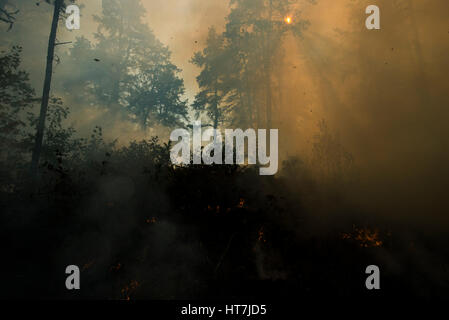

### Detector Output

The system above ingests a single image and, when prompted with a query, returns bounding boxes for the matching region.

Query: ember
[82,260,94,271]
[121,280,140,300]
[258,227,266,243]
[341,227,383,247]
[146,217,157,224]
[206,204,221,214]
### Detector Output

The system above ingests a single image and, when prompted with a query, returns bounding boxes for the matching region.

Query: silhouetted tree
[30,0,76,183]
[193,0,310,128]
[127,61,188,129]
[63,0,188,128]
[0,46,35,182]
[191,28,230,129]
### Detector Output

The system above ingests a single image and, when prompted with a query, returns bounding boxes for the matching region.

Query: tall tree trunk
[265,68,272,128]
[213,81,219,129]
[255,86,260,130]
[30,0,63,182]
[265,0,273,129]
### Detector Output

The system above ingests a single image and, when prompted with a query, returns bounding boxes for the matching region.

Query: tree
[0,0,18,30]
[30,0,76,183]
[191,28,230,129]
[90,0,149,112]
[66,0,188,128]
[57,36,100,108]
[193,0,310,129]
[127,62,188,129]
[226,0,309,128]
[25,97,82,168]
[0,46,35,181]
[0,46,35,142]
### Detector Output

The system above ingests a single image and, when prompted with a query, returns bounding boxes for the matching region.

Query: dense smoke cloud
[281,0,449,226]
[2,0,449,227]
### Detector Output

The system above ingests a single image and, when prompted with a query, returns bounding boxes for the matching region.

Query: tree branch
[0,8,19,31]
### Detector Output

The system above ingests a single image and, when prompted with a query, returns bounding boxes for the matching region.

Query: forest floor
[2,156,449,300]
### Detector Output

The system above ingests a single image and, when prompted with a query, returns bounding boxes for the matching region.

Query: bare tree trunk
[213,79,219,129]
[265,0,273,129]
[30,0,63,183]
[265,68,272,129]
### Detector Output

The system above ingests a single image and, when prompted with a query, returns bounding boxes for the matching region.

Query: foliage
[24,97,83,169]
[192,0,310,128]
[0,46,35,181]
[191,28,230,128]
[61,0,188,129]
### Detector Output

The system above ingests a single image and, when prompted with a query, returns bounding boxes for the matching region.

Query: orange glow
[284,16,292,24]
[121,280,140,300]
[146,217,157,224]
[341,227,383,248]
[258,227,266,243]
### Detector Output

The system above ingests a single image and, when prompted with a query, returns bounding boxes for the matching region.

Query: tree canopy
[192,0,310,129]
[63,0,188,129]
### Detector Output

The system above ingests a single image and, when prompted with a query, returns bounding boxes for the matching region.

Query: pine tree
[191,28,230,129]
[67,0,188,128]
[193,0,310,128]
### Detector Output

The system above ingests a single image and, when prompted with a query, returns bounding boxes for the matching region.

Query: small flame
[206,204,221,214]
[258,227,267,243]
[341,227,383,248]
[284,16,292,24]
[121,280,140,300]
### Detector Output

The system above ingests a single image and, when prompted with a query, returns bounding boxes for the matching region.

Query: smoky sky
[299,1,449,226]
[2,0,449,226]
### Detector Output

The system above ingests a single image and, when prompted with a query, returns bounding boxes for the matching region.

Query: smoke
[274,0,449,227]
[3,1,449,300]
[141,0,229,100]
[2,0,449,227]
